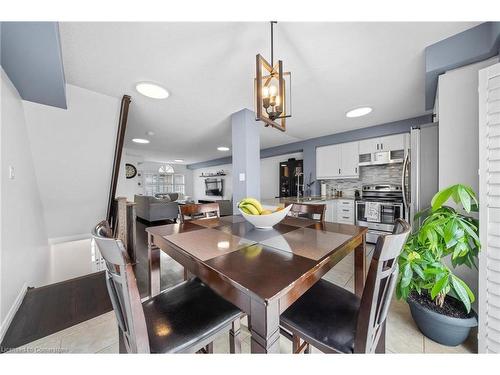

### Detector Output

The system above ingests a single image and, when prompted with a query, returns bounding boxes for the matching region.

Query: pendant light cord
[270,21,277,67]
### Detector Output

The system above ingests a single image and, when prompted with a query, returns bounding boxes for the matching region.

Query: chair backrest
[92,220,150,353]
[288,203,326,222]
[178,203,220,223]
[354,219,411,353]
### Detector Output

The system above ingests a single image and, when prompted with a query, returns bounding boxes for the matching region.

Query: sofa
[134,194,179,222]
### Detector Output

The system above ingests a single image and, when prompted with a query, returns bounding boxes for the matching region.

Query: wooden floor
[0,272,112,351]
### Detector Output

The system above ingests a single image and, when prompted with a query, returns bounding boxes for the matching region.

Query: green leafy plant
[396,184,480,313]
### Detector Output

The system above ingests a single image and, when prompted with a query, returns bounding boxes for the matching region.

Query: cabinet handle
[342,209,349,212]
[381,143,383,150]
[342,216,349,219]
[338,168,341,174]
[355,167,358,174]
[376,143,379,150]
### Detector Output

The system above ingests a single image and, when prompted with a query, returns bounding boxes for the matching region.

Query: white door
[478,62,500,353]
[340,141,359,177]
[380,134,405,151]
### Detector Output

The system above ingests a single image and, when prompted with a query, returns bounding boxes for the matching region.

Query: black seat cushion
[142,278,240,353]
[280,279,360,353]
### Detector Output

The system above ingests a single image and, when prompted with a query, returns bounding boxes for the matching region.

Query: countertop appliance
[403,125,439,230]
[355,184,404,243]
[279,158,303,198]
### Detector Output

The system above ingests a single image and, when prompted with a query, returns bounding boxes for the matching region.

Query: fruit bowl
[238,205,292,229]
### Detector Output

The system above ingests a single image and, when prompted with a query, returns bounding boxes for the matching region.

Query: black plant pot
[408,296,477,346]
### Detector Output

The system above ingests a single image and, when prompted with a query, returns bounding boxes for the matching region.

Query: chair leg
[304,343,311,354]
[183,268,189,281]
[206,342,213,354]
[229,318,242,353]
[118,326,127,354]
[292,334,300,354]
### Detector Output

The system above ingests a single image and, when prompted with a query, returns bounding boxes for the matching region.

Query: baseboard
[0,283,28,343]
[48,233,90,245]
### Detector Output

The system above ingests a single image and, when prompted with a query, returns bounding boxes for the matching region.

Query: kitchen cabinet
[358,134,405,154]
[324,200,337,222]
[336,199,355,224]
[316,141,359,179]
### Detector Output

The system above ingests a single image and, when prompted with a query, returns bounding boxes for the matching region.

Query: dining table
[145,215,370,353]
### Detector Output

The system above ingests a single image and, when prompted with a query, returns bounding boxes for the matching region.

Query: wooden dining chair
[288,203,326,222]
[92,220,242,354]
[280,219,411,354]
[178,203,220,223]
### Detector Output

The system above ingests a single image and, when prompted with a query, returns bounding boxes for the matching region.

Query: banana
[239,206,252,215]
[240,203,260,215]
[239,198,263,213]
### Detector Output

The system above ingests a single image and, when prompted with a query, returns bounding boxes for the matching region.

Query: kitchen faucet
[296,171,304,198]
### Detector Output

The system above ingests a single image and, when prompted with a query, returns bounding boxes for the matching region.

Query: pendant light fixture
[255,21,292,132]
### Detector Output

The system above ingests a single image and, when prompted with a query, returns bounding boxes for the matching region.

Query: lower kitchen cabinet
[336,199,355,224]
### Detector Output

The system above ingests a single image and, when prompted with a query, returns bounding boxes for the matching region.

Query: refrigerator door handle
[401,151,410,213]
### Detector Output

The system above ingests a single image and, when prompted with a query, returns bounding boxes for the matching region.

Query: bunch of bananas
[238,197,283,215]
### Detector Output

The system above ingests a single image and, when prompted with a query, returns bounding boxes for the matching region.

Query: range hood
[358,149,405,166]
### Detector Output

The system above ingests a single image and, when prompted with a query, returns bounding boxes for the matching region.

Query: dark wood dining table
[145,215,368,353]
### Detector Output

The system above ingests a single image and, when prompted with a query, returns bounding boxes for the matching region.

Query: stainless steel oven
[355,184,405,243]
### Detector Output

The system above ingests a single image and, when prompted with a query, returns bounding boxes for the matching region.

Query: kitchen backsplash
[322,163,403,197]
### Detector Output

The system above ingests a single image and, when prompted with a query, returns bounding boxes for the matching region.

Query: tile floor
[6,245,476,354]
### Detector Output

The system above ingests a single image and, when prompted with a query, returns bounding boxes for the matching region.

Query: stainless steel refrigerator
[403,124,439,230]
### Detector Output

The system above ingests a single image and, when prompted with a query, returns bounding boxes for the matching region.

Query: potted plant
[396,184,480,346]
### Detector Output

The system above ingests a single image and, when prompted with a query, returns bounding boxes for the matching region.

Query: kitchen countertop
[262,196,356,206]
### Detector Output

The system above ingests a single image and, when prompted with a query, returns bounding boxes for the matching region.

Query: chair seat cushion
[142,278,240,353]
[280,279,360,353]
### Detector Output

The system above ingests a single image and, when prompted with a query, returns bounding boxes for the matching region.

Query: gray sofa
[134,194,179,222]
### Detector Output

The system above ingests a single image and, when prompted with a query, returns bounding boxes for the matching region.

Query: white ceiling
[59,22,478,164]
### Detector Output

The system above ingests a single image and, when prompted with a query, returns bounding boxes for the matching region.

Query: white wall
[192,164,232,202]
[260,152,303,199]
[190,152,304,202]
[0,69,50,331]
[23,84,120,241]
[438,56,498,305]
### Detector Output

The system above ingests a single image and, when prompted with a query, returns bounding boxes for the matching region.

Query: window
[144,164,185,195]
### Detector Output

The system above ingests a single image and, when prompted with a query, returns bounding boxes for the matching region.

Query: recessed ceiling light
[135,82,169,99]
[346,106,372,118]
[174,159,184,163]
[217,146,230,151]
[146,130,155,136]
[132,138,150,144]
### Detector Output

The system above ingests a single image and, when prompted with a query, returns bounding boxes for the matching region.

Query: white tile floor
[7,245,476,354]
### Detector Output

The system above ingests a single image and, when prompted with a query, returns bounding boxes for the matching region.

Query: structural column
[231,109,260,213]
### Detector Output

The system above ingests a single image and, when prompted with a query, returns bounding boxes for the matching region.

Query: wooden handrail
[107,95,131,226]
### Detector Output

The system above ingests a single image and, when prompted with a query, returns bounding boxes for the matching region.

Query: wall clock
[125,163,137,179]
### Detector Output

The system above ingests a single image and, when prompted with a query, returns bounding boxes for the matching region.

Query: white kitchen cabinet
[340,142,359,177]
[324,200,337,222]
[379,134,405,152]
[336,199,355,224]
[316,142,359,179]
[358,134,405,154]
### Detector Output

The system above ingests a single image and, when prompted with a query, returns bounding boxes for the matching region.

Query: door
[340,141,359,177]
[478,62,500,353]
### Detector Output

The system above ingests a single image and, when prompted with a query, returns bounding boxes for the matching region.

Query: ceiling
[59,22,479,164]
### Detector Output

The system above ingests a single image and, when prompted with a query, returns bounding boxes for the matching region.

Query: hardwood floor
[0,217,182,351]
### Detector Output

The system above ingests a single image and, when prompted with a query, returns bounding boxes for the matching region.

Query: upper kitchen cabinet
[359,134,405,153]
[316,141,359,179]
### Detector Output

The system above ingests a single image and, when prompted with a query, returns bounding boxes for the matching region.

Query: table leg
[375,322,386,353]
[147,232,161,298]
[249,299,280,353]
[354,234,366,298]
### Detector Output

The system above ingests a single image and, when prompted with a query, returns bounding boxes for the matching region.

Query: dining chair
[288,203,326,222]
[92,220,242,354]
[178,203,220,223]
[280,219,411,354]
